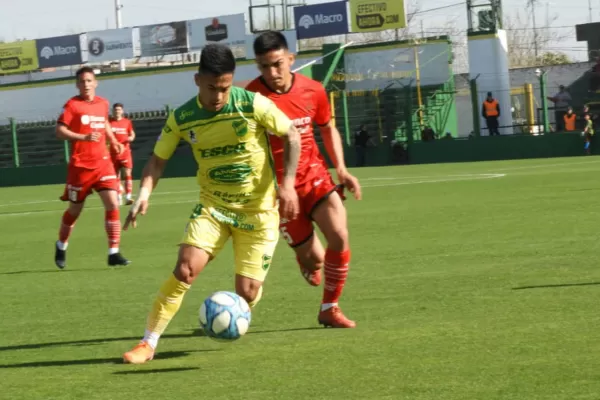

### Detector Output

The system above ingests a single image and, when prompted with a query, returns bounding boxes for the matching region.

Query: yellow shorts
[181,202,279,282]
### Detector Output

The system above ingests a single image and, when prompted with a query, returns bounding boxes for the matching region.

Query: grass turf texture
[1,156,600,399]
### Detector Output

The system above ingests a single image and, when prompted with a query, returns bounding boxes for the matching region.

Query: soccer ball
[199,291,251,341]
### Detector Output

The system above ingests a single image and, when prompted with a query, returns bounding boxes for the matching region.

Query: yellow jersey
[154,87,292,212]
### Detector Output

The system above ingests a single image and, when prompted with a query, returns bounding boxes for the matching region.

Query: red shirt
[109,117,133,152]
[246,74,331,185]
[58,96,111,169]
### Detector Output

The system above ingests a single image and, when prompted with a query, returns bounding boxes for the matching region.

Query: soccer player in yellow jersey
[121,43,300,364]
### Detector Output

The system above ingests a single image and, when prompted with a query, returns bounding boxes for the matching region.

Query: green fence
[0,109,170,169]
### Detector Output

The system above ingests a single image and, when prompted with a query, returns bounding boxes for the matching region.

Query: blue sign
[293,1,349,40]
[36,35,82,68]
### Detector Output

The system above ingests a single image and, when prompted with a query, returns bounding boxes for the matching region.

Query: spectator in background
[547,85,571,131]
[354,124,371,167]
[563,107,576,132]
[421,125,436,142]
[482,92,500,136]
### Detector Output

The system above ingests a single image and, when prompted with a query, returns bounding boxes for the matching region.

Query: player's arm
[128,120,136,142]
[56,103,98,142]
[253,92,300,219]
[315,86,361,199]
[125,113,181,230]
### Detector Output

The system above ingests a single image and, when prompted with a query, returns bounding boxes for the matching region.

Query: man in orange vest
[482,92,500,136]
[563,107,576,131]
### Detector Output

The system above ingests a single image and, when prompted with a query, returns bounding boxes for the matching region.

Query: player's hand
[124,199,149,231]
[112,142,125,155]
[337,170,362,200]
[278,184,299,221]
[84,132,101,142]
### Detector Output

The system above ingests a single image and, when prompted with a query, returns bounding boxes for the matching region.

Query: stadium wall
[0,39,452,122]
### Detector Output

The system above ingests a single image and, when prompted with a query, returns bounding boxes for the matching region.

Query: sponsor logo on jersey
[199,142,247,158]
[207,163,253,184]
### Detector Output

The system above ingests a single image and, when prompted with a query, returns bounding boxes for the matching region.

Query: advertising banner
[293,1,349,39]
[188,14,247,50]
[36,35,82,68]
[86,28,135,62]
[349,0,406,32]
[0,40,38,73]
[139,21,188,56]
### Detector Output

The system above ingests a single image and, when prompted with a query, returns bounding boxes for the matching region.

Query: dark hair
[253,31,288,56]
[75,66,95,80]
[198,43,236,75]
[113,103,124,109]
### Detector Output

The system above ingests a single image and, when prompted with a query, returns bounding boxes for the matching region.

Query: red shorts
[279,170,345,248]
[111,149,132,172]
[60,161,119,203]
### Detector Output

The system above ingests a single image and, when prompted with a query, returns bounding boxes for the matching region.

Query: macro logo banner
[139,21,188,56]
[86,28,134,62]
[187,14,246,51]
[349,0,407,32]
[36,35,82,68]
[293,1,349,40]
[0,40,38,73]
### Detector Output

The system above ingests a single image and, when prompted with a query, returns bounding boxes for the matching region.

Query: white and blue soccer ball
[199,291,251,341]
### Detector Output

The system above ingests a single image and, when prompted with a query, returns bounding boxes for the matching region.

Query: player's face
[255,49,294,91]
[76,72,97,99]
[195,72,233,112]
[113,106,124,119]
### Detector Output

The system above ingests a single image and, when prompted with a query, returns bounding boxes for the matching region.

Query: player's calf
[235,275,263,308]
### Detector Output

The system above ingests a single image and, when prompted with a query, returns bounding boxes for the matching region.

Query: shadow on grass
[0,326,323,353]
[0,350,210,369]
[113,367,200,375]
[0,268,108,275]
[512,281,600,290]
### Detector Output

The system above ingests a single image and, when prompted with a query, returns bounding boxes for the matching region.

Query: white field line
[0,173,506,218]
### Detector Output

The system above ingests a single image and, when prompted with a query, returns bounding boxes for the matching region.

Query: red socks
[58,211,78,244]
[322,249,350,304]
[105,209,121,250]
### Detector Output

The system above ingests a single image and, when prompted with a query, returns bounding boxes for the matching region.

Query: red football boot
[318,306,356,328]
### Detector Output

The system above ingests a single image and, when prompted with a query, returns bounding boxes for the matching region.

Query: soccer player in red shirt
[55,66,131,269]
[110,102,136,205]
[246,31,362,328]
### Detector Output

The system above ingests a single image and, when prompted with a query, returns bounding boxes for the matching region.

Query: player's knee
[173,260,197,285]
[324,226,349,252]
[66,202,84,218]
[235,277,262,305]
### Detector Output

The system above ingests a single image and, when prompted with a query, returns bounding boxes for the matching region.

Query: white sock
[125,194,132,200]
[108,247,119,255]
[143,330,160,349]
[56,240,68,251]
[321,302,337,311]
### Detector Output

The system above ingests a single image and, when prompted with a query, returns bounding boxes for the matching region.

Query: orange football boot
[318,306,356,328]
[123,341,154,364]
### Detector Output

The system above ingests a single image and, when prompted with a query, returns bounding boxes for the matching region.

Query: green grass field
[2,157,600,399]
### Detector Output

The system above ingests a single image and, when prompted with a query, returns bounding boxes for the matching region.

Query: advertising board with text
[0,40,39,73]
[349,0,406,32]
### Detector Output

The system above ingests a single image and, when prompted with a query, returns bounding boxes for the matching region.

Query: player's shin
[322,249,350,310]
[124,173,133,199]
[105,209,121,254]
[143,274,191,349]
